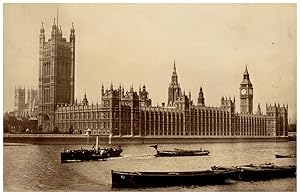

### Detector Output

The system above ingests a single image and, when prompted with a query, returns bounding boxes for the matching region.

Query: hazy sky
[4,4,296,123]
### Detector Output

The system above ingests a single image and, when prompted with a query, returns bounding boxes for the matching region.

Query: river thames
[3,141,296,191]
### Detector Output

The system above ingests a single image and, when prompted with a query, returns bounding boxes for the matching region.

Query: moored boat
[211,163,296,181]
[275,154,296,158]
[150,144,210,157]
[111,169,236,188]
[236,163,296,181]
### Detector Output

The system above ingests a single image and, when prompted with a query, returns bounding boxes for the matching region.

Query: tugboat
[150,144,210,157]
[61,136,122,163]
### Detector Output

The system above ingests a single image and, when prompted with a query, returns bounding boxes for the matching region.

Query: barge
[111,169,235,188]
[150,144,210,157]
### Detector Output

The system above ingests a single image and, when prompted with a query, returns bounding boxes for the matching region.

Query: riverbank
[3,134,290,145]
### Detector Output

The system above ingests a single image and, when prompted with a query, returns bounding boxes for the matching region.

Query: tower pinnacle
[40,22,45,34]
[173,59,176,72]
[244,64,248,74]
[198,86,205,106]
[168,60,182,106]
[71,22,75,33]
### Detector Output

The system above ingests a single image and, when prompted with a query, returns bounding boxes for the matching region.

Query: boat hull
[237,165,296,181]
[275,154,296,158]
[61,148,122,163]
[156,151,210,157]
[61,150,106,163]
[211,164,296,181]
[111,169,235,188]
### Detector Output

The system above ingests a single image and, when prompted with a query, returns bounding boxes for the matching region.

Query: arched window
[43,89,46,102]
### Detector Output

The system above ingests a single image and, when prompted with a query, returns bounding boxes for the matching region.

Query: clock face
[241,89,247,95]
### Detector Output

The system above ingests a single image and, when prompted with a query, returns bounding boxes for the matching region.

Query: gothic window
[47,62,50,76]
[46,89,48,102]
[43,89,46,102]
[48,88,50,102]
[44,63,46,76]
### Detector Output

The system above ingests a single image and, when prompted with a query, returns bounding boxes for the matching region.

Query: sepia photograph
[3,3,297,192]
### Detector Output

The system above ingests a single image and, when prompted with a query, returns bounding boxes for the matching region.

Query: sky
[3,3,297,123]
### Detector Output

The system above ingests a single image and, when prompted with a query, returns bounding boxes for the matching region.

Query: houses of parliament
[36,20,288,137]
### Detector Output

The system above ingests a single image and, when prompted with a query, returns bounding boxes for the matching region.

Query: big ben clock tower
[240,65,253,114]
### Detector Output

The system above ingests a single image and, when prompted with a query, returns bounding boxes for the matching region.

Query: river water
[3,141,297,191]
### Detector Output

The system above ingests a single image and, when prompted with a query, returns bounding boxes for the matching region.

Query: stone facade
[39,22,288,137]
[54,64,287,137]
[38,20,75,131]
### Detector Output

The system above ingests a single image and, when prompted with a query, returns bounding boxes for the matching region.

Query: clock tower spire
[240,65,253,114]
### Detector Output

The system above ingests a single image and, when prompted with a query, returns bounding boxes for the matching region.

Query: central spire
[168,60,182,106]
[171,60,178,84]
[173,59,176,73]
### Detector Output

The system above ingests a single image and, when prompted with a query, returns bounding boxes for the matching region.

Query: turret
[51,18,58,38]
[70,22,75,40]
[82,92,88,105]
[40,22,45,40]
[256,103,262,115]
[198,86,205,106]
[38,22,45,109]
[70,22,75,104]
[101,84,104,97]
